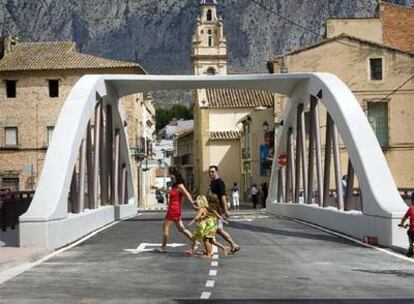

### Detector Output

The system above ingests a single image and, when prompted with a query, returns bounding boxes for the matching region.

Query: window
[368,102,388,147]
[208,30,213,47]
[4,127,18,146]
[47,126,55,146]
[2,177,19,191]
[370,58,383,81]
[48,79,59,97]
[207,9,212,21]
[5,80,16,98]
[206,67,216,75]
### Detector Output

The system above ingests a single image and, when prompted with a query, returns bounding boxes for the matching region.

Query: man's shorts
[408,230,414,239]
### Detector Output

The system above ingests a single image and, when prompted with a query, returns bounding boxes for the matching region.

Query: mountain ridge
[1,0,413,104]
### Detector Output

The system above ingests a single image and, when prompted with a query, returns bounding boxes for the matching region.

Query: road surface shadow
[228,221,365,247]
[353,269,414,278]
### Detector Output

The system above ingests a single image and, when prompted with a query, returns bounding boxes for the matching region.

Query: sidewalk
[0,226,50,273]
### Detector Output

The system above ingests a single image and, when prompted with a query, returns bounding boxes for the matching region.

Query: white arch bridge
[19,73,407,250]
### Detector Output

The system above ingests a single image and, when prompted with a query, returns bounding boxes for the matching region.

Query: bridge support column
[323,113,333,207]
[345,160,355,211]
[286,127,295,202]
[86,122,94,209]
[300,105,308,204]
[113,129,120,206]
[79,137,87,212]
[332,123,344,210]
[93,101,102,208]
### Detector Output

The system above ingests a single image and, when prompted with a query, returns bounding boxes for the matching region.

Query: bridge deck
[1,209,413,303]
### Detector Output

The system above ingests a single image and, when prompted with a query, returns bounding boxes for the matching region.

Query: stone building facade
[0,37,148,195]
[122,93,157,208]
[267,2,414,189]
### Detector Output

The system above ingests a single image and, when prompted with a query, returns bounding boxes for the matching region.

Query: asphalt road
[1,209,414,303]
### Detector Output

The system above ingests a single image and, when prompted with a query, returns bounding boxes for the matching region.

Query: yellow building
[0,36,152,200]
[239,108,276,202]
[267,2,414,189]
[192,0,275,195]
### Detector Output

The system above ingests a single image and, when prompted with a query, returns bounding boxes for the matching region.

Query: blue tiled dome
[200,0,217,5]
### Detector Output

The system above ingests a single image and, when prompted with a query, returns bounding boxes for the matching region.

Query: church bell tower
[192,0,227,76]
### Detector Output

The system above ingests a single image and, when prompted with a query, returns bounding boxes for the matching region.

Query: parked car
[0,188,13,201]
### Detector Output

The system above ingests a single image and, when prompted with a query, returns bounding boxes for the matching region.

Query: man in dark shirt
[209,165,240,254]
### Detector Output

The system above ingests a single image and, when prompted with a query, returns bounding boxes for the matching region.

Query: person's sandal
[154,247,166,253]
[230,246,240,254]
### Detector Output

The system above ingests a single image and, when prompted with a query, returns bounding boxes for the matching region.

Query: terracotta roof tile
[209,130,240,141]
[0,41,145,72]
[206,88,274,108]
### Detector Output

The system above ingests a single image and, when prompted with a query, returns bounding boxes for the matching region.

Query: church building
[191,0,275,197]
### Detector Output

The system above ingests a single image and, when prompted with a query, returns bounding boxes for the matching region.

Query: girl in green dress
[185,195,228,257]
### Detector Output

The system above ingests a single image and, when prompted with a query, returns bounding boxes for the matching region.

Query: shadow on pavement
[353,269,414,278]
[227,221,366,247]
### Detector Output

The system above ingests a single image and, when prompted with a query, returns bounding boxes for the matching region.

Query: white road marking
[209,269,217,276]
[200,292,211,299]
[124,242,185,254]
[205,280,215,288]
[0,213,140,285]
[212,254,219,260]
[211,261,218,267]
[212,245,218,253]
[230,218,253,222]
[291,218,414,263]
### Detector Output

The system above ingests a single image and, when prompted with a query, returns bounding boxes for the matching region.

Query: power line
[249,0,377,52]
[360,74,414,111]
[250,0,325,38]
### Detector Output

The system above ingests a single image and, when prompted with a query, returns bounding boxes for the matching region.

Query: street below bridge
[1,209,414,303]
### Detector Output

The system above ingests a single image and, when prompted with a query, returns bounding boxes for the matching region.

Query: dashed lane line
[200,292,212,299]
[205,280,215,288]
[201,245,218,299]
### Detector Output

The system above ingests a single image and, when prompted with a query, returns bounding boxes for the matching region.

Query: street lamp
[262,120,270,132]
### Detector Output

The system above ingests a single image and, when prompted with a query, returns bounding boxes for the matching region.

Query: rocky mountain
[1,0,413,104]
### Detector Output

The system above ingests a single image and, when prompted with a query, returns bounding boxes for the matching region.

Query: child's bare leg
[203,239,212,257]
[185,238,196,256]
[209,238,228,256]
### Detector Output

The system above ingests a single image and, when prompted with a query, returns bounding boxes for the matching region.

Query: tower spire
[192,0,227,76]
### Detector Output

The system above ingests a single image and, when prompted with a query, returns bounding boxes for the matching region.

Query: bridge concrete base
[267,202,407,250]
[19,204,137,250]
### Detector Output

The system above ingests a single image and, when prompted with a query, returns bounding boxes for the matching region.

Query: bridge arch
[19,73,407,249]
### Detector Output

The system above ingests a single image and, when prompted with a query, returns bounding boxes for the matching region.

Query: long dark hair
[169,168,184,187]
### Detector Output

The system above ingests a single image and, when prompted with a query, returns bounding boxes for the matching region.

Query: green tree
[155,104,193,130]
